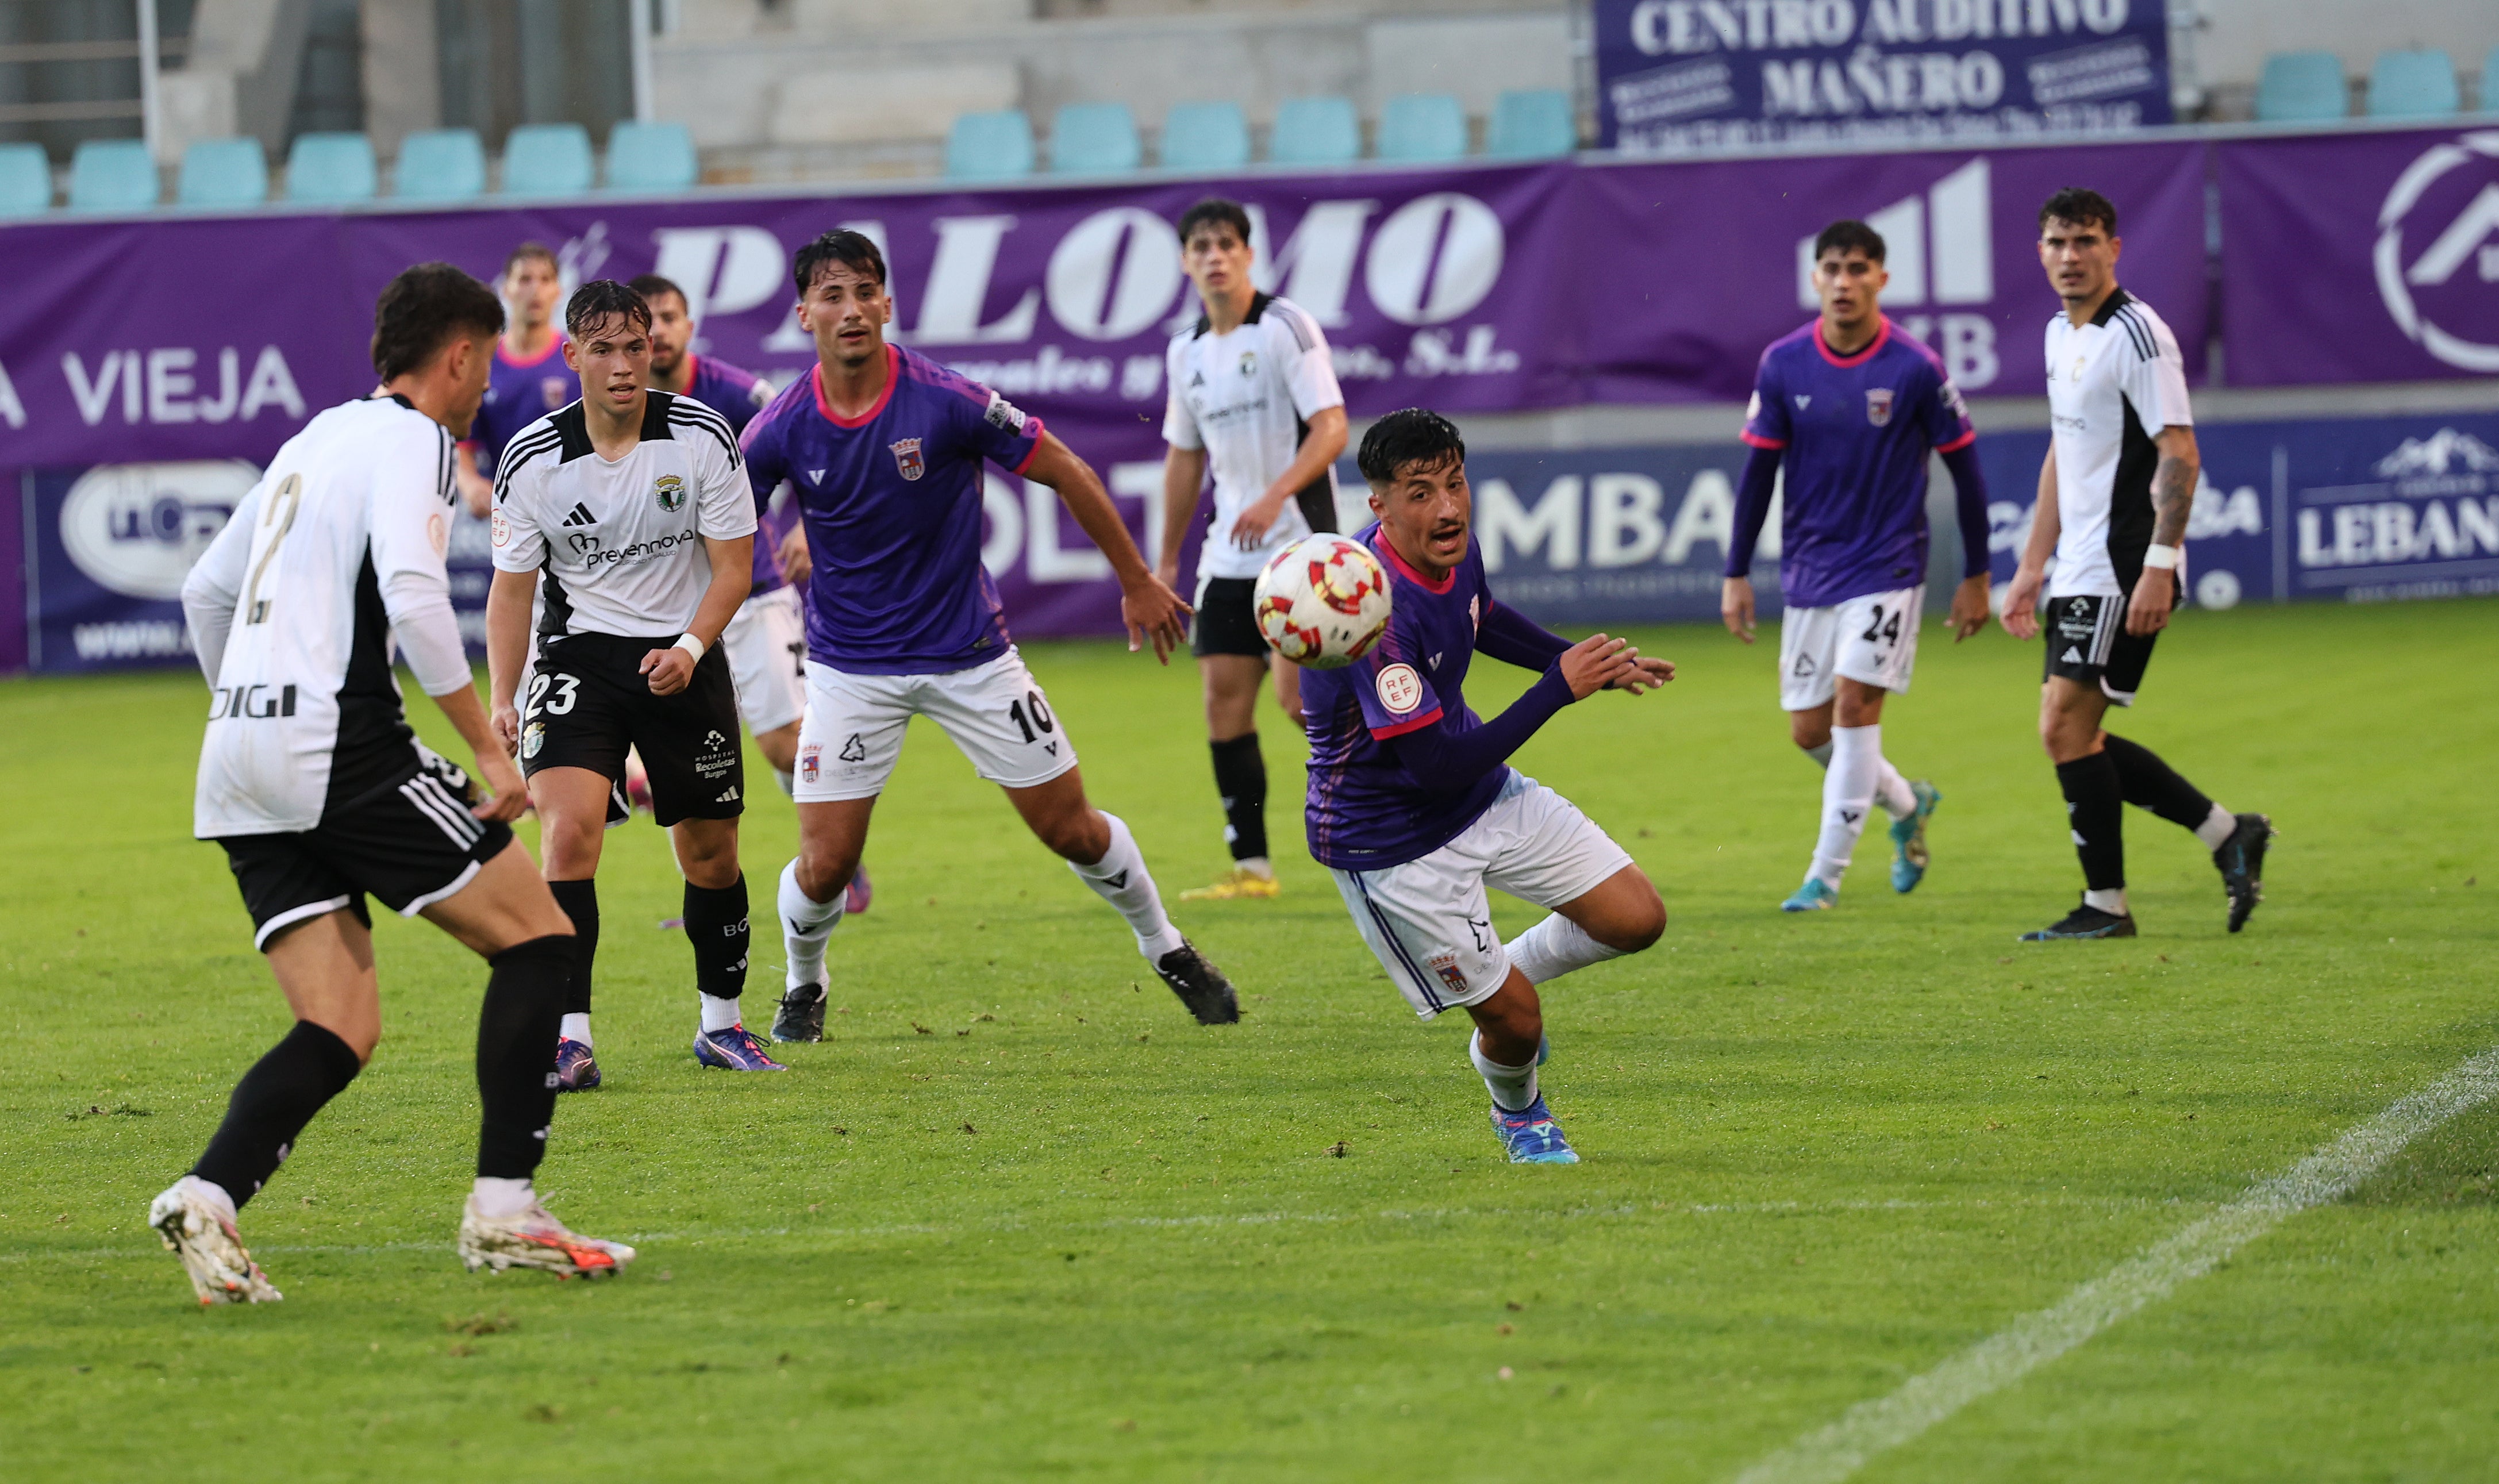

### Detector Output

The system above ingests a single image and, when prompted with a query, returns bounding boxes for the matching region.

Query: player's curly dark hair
[1176,197,1252,247]
[370,262,504,381]
[2039,187,2118,235]
[792,229,887,295]
[1358,409,1467,486]
[1812,219,1886,264]
[564,279,652,340]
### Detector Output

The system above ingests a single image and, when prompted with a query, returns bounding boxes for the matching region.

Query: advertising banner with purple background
[2217,126,2499,387]
[1594,0,2171,153]
[0,139,2265,670]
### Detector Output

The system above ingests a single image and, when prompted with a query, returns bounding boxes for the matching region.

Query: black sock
[683,874,751,1006]
[2101,733,2215,833]
[547,878,598,1018]
[476,934,572,1180]
[2055,751,2127,894]
[191,1020,362,1209]
[1210,733,1268,863]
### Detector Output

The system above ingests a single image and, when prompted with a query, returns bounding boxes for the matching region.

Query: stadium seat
[605,119,698,191]
[2368,49,2460,118]
[2254,51,2349,123]
[1050,102,1141,175]
[176,137,267,209]
[1268,95,1359,167]
[285,132,376,203]
[2484,44,2499,113]
[394,128,486,201]
[0,142,52,216]
[501,123,594,195]
[1159,101,1250,172]
[946,110,1035,180]
[67,139,159,211]
[1377,93,1467,163]
[1487,88,1575,159]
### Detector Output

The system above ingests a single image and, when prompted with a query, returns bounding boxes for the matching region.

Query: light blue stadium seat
[176,137,267,208]
[394,128,486,200]
[2369,49,2459,118]
[2484,45,2499,113]
[1487,88,1575,159]
[1377,93,1467,163]
[946,110,1035,180]
[0,142,53,216]
[286,131,376,202]
[605,119,697,191]
[1051,102,1140,175]
[1158,101,1248,172]
[68,139,159,211]
[2254,51,2349,123]
[501,123,594,195]
[1268,95,1359,167]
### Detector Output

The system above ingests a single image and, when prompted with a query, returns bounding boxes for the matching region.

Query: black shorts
[217,750,516,951]
[1192,576,1271,659]
[2042,591,2162,705]
[521,630,744,826]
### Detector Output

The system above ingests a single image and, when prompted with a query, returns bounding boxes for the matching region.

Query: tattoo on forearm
[2150,455,2193,546]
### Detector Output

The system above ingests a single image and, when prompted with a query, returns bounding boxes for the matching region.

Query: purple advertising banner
[2217,126,2499,387]
[0,144,2207,668]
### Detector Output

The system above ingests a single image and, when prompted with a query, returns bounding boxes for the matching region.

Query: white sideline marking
[1732,1044,2499,1484]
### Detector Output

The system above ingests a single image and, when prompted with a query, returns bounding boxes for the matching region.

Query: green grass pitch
[3,597,2494,1482]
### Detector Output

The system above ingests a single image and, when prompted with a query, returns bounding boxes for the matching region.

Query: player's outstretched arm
[1025,432,1192,662]
[483,567,537,752]
[1386,635,1641,793]
[2001,444,2061,640]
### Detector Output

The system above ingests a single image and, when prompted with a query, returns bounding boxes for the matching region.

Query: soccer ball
[1252,534,1392,669]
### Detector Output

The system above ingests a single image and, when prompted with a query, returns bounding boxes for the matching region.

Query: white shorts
[1329,772,1634,1019]
[724,586,807,736]
[1777,585,1924,712]
[793,646,1078,803]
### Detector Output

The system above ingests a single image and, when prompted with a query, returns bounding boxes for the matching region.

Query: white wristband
[673,633,707,662]
[2142,543,2182,570]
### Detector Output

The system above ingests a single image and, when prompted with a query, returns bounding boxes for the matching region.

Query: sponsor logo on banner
[58,460,259,600]
[890,437,925,480]
[2375,130,2499,372]
[2294,425,2499,598]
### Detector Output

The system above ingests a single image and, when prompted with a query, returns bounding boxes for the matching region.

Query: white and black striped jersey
[490,391,754,639]
[1163,292,1345,580]
[183,394,475,837]
[2043,287,2194,598]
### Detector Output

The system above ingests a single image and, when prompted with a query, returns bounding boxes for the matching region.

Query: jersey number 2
[242,473,303,625]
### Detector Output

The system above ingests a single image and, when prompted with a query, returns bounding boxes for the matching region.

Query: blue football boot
[1781,877,1838,913]
[1490,1097,1579,1164]
[694,1025,788,1071]
[1890,779,1941,894]
[553,1037,601,1093]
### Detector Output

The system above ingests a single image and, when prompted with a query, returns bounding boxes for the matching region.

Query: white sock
[2084,887,2129,916]
[1873,757,1917,820]
[2194,803,2236,851]
[470,1175,536,1220]
[559,1012,592,1047]
[177,1174,237,1226]
[778,856,846,991]
[1235,855,1273,881]
[774,767,795,798]
[1470,1030,1540,1112]
[699,992,743,1033]
[1504,914,1628,986]
[1810,724,1883,888]
[1069,813,1185,961]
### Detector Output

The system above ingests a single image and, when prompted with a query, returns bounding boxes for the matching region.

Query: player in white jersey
[486,280,769,1083]
[1154,198,1348,901]
[2002,189,2272,941]
[155,264,633,1304]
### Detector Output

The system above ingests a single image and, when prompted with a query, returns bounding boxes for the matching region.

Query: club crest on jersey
[1866,388,1894,426]
[890,437,926,481]
[540,376,569,410]
[799,745,821,784]
[521,721,545,760]
[654,474,687,512]
[1426,951,1469,996]
[1239,351,1258,378]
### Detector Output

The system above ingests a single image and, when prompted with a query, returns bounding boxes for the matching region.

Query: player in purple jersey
[743,230,1239,1040]
[1304,410,1672,1165]
[455,243,571,518]
[1722,220,1994,913]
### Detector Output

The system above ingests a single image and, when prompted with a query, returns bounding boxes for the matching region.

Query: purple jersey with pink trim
[1739,316,1975,609]
[1301,524,1507,871]
[674,354,782,591]
[741,344,1045,675]
[470,339,575,476]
